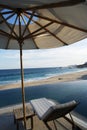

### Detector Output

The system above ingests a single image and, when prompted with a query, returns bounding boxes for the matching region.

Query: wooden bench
[13,106,34,130]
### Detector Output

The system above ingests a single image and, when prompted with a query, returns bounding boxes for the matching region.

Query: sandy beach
[0,70,87,91]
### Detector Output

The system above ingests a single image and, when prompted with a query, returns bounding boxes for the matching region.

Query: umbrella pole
[20,43,26,129]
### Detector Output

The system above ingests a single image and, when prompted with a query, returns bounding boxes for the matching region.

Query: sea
[0,67,87,120]
[0,67,87,86]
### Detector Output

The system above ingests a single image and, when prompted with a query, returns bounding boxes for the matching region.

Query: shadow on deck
[0,111,81,130]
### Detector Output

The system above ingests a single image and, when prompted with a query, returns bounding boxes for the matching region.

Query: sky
[0,38,87,69]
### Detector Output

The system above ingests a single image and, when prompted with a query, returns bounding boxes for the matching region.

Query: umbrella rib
[32,31,48,38]
[26,0,85,10]
[24,19,53,40]
[35,21,68,45]
[1,10,14,15]
[34,22,68,45]
[25,11,64,38]
[19,15,21,39]
[0,29,16,39]
[0,12,18,38]
[5,14,18,49]
[25,13,68,45]
[0,11,15,24]
[26,11,87,33]
[21,11,35,37]
[21,14,39,48]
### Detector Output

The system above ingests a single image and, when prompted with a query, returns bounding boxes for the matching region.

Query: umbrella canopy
[0,0,87,49]
[0,0,87,129]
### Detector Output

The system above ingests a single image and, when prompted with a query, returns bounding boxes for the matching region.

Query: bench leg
[44,121,53,130]
[31,116,33,129]
[14,115,16,124]
[16,121,19,130]
[44,120,58,130]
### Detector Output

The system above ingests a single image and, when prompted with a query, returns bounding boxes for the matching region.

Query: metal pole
[20,43,26,129]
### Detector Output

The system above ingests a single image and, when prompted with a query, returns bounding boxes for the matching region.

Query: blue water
[0,80,87,119]
[0,67,86,85]
[0,67,87,119]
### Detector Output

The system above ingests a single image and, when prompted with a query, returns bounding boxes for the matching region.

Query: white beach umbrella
[0,0,87,129]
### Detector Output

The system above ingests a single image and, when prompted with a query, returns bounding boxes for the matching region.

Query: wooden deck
[0,112,81,130]
[0,104,82,130]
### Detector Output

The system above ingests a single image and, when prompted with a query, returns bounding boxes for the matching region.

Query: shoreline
[0,70,87,91]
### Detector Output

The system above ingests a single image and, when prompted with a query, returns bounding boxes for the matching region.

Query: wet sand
[0,70,87,91]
